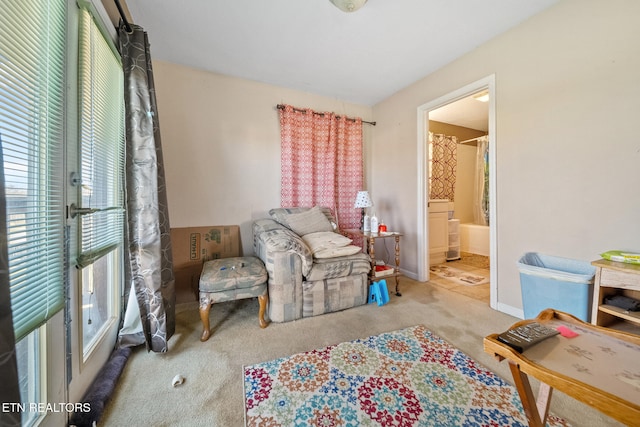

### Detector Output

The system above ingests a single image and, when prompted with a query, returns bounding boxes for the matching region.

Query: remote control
[497,322,560,353]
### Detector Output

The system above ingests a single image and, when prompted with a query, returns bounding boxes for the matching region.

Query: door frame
[416,74,498,309]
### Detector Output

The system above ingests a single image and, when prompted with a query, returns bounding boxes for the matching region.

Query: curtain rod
[459,135,488,144]
[114,0,132,33]
[276,104,376,126]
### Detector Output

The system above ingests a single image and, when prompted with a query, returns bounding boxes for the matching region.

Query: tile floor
[429,252,490,304]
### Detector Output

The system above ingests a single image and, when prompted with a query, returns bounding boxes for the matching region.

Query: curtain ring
[119,18,134,35]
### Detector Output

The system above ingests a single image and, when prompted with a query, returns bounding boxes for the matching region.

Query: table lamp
[354,191,373,230]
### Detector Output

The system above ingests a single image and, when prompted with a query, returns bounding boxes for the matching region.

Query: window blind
[0,0,66,342]
[76,9,125,269]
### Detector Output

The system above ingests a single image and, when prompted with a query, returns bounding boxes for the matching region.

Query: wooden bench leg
[258,294,269,329]
[200,292,267,341]
[199,295,212,342]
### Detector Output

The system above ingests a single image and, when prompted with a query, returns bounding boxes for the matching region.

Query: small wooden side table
[343,229,403,296]
[590,259,640,334]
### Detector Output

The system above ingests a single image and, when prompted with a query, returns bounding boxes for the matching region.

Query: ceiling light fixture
[473,90,490,102]
[330,0,368,13]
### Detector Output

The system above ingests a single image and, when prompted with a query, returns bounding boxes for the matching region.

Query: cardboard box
[174,264,203,303]
[171,226,241,302]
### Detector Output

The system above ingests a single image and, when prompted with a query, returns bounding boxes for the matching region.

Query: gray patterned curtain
[0,136,21,426]
[117,24,175,353]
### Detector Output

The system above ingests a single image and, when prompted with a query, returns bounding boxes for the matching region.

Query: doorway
[416,75,497,309]
[68,5,124,405]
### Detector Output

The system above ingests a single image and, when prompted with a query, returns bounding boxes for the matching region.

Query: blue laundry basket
[517,252,596,322]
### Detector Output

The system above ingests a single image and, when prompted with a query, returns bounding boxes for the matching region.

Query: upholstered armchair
[253,206,371,323]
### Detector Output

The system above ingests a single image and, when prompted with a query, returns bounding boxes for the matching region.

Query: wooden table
[484,309,640,427]
[343,229,403,296]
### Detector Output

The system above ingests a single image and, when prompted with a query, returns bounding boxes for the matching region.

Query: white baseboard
[399,269,418,281]
[495,302,524,320]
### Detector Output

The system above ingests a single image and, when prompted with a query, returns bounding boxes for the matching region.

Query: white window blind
[76,9,125,269]
[0,0,66,342]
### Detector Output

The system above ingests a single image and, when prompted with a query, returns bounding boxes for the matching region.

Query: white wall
[153,0,640,315]
[371,0,640,313]
[152,62,374,253]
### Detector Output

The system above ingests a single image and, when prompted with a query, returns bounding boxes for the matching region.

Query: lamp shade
[354,191,373,208]
[330,0,368,13]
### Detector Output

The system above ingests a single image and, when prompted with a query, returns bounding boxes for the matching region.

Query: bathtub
[459,223,490,257]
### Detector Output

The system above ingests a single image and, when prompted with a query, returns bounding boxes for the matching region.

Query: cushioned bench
[199,256,269,342]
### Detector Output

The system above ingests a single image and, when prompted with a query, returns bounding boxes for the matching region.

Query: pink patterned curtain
[280,104,363,230]
[429,132,458,201]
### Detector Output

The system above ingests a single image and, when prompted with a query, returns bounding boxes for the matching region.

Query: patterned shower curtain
[279,105,363,230]
[429,132,458,201]
[117,23,175,352]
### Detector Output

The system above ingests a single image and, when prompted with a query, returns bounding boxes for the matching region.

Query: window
[76,8,124,357]
[2,1,125,421]
[0,0,66,424]
[0,0,66,343]
[15,329,43,426]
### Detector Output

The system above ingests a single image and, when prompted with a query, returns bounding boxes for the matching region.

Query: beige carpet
[101,278,623,427]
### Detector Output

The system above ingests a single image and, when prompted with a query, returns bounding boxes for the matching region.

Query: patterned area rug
[243,325,569,426]
[430,265,489,286]
[458,252,491,270]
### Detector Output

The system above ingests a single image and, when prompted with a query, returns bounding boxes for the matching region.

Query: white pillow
[314,245,362,259]
[285,206,333,236]
[302,231,352,253]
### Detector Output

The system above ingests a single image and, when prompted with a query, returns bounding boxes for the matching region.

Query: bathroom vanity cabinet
[428,200,449,265]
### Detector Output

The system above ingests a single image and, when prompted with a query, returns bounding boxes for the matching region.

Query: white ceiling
[429,93,490,132]
[125,0,557,126]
